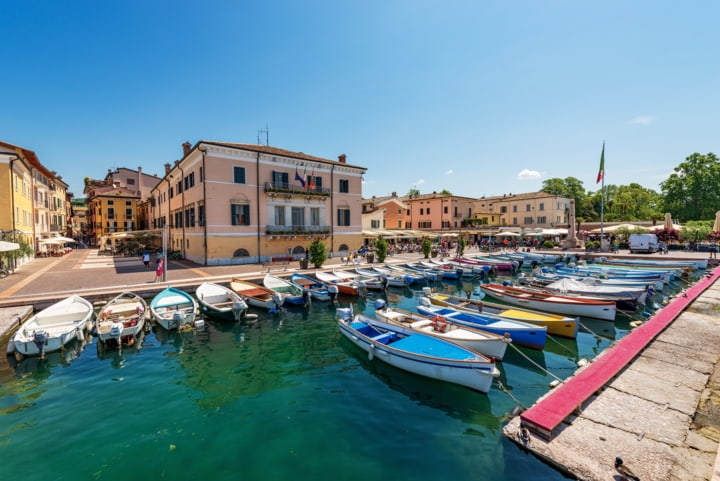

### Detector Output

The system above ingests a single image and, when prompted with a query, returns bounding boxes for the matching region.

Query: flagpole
[599,142,606,248]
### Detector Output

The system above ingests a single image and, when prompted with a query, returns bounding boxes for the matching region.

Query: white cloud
[413,179,425,186]
[629,115,656,125]
[517,169,541,180]
[445,169,453,175]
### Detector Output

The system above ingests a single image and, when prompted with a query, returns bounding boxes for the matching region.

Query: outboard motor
[302,289,311,307]
[172,311,184,329]
[422,287,432,296]
[374,299,387,311]
[502,280,513,286]
[418,297,431,307]
[328,285,339,301]
[336,305,354,322]
[232,299,249,321]
[33,329,49,358]
[270,293,283,313]
[555,262,564,270]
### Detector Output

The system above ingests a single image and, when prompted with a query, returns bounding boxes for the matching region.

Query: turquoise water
[0,276,684,481]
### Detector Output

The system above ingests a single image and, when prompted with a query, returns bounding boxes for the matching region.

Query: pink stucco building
[150,141,366,265]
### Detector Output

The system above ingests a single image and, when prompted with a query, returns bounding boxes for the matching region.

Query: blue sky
[2,0,718,199]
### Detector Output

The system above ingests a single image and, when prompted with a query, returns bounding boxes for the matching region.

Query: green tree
[308,239,327,268]
[440,189,452,196]
[602,183,663,221]
[661,152,720,221]
[421,238,432,259]
[375,237,388,263]
[406,188,420,198]
[680,220,712,243]
[540,176,586,217]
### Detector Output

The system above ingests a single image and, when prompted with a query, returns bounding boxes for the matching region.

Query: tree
[661,152,720,221]
[540,177,586,217]
[308,239,327,268]
[602,183,662,221]
[406,188,420,198]
[375,237,388,263]
[422,238,432,259]
[440,189,452,196]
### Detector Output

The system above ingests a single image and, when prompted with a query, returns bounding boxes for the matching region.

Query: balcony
[266,224,331,238]
[264,181,330,197]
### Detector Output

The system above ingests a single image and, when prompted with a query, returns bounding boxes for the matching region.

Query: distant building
[150,141,366,265]
[472,192,572,229]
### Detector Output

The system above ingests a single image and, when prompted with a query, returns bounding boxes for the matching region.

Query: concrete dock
[504,266,720,481]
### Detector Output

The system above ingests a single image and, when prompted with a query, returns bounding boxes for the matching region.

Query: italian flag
[596,142,605,184]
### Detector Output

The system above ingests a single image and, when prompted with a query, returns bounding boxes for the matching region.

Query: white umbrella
[52,236,75,243]
[714,212,720,233]
[496,231,520,237]
[0,240,20,252]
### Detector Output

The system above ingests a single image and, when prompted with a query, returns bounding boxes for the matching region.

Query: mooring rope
[495,379,526,411]
[508,343,564,383]
[578,321,603,339]
[545,334,576,357]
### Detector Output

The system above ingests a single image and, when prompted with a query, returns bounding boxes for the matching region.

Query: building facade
[150,141,366,265]
[472,192,572,229]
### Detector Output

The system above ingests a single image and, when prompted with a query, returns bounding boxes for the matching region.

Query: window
[199,166,204,183]
[539,202,545,211]
[420,208,424,215]
[125,208,132,219]
[275,206,286,226]
[537,216,547,224]
[523,217,533,224]
[186,207,195,227]
[291,207,305,227]
[310,207,320,226]
[169,187,174,199]
[526,204,531,212]
[339,179,349,193]
[126,200,132,206]
[231,204,250,226]
[512,205,517,213]
[427,207,431,214]
[234,166,246,184]
[513,217,517,225]
[337,208,350,226]
[198,204,205,226]
[127,178,135,185]
[107,208,115,220]
[307,175,322,192]
[444,206,448,214]
[107,200,114,205]
[371,219,380,228]
[272,171,288,189]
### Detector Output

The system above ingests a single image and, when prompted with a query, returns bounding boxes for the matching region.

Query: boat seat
[371,332,395,344]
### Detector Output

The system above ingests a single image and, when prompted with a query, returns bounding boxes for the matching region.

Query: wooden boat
[416,300,547,350]
[150,287,198,330]
[196,282,249,321]
[423,291,579,339]
[454,256,517,272]
[479,283,617,321]
[532,277,649,306]
[316,270,362,295]
[370,302,511,360]
[382,264,429,284]
[403,263,442,281]
[96,291,148,348]
[356,267,404,287]
[230,278,282,311]
[336,309,500,393]
[334,268,384,290]
[524,269,664,291]
[264,274,307,305]
[372,266,414,286]
[419,260,463,279]
[7,295,94,358]
[290,273,337,301]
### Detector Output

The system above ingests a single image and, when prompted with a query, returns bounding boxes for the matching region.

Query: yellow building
[87,185,141,246]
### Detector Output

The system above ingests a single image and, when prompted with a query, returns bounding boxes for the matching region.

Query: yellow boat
[425,292,579,339]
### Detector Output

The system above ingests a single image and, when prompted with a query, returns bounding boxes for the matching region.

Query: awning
[0,241,20,252]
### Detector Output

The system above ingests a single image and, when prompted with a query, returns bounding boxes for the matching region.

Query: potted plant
[308,239,327,268]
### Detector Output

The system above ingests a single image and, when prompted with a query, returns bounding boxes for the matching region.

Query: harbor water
[0,276,681,481]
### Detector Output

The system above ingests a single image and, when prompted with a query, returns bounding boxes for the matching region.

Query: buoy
[549,380,561,388]
[576,358,588,367]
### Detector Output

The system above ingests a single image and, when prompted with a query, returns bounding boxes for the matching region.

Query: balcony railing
[264,181,330,196]
[266,224,331,235]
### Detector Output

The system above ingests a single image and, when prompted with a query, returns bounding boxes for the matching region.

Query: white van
[629,233,659,254]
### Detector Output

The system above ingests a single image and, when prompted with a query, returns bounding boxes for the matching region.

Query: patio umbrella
[496,231,520,237]
[0,240,20,252]
[714,212,720,232]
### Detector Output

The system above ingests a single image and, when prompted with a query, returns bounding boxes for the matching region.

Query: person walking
[142,252,151,269]
[154,253,165,282]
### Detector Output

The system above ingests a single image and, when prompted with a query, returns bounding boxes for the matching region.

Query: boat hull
[96,291,148,347]
[338,315,499,393]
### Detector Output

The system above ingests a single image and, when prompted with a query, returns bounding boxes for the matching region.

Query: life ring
[433,315,447,332]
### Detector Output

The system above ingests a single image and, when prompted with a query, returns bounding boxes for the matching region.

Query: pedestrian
[142,252,151,269]
[154,253,165,282]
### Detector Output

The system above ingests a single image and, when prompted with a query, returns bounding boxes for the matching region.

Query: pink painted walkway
[520,267,720,439]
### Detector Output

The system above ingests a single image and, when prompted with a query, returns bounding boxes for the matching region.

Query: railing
[266,225,331,235]
[264,181,330,196]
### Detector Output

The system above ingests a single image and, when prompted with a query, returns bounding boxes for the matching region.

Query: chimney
[338,154,347,163]
[392,192,397,197]
[182,141,191,156]
[174,160,180,167]
[164,163,171,175]
[137,166,143,199]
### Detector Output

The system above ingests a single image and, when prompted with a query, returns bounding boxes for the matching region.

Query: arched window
[233,248,250,257]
